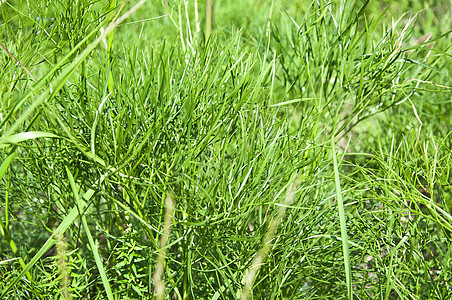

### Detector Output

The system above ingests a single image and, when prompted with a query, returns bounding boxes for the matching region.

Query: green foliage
[0,0,451,298]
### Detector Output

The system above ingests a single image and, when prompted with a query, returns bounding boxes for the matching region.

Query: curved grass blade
[0,131,59,148]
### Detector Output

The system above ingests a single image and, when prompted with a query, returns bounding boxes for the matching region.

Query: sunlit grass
[0,0,451,298]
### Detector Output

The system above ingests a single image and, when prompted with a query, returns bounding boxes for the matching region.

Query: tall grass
[1,0,451,298]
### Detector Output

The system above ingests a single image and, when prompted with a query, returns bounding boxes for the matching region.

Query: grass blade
[331,136,352,298]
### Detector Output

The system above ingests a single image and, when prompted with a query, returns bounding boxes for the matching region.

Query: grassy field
[0,0,451,298]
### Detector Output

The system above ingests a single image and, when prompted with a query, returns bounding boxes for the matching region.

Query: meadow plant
[0,0,450,298]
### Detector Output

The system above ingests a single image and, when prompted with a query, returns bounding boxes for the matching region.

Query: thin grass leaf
[331,136,352,298]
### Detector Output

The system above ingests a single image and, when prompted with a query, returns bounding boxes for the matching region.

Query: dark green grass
[1,0,451,298]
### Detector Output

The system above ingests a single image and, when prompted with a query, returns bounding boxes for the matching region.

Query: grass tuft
[0,0,450,298]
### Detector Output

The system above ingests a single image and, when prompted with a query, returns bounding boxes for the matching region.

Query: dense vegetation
[1,0,451,298]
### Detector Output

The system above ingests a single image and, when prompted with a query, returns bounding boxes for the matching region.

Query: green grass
[1,0,451,298]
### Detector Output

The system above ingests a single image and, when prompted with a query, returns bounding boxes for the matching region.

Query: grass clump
[1,0,451,298]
